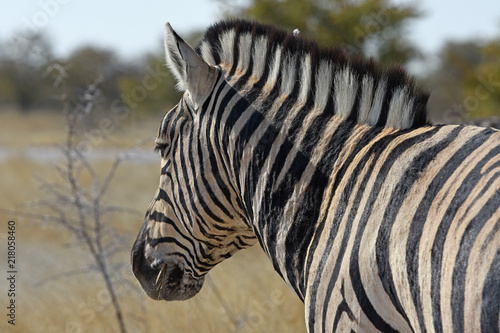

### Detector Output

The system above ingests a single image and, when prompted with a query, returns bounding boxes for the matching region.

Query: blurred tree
[118,31,206,115]
[0,29,190,115]
[462,39,500,119]
[62,46,122,110]
[0,33,53,112]
[425,37,500,123]
[219,0,423,67]
[425,41,481,122]
[117,51,181,115]
[116,32,209,116]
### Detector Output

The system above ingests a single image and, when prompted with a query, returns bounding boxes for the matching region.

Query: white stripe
[236,33,253,75]
[298,54,312,103]
[387,87,408,128]
[199,41,216,66]
[358,75,374,124]
[280,52,297,96]
[334,68,358,119]
[401,98,415,129]
[314,60,333,110]
[367,78,387,126]
[218,30,236,66]
[251,36,268,81]
[264,46,282,92]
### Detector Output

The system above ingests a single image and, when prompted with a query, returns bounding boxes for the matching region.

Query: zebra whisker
[155,263,167,291]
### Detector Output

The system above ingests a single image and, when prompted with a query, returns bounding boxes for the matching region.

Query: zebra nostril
[168,265,184,284]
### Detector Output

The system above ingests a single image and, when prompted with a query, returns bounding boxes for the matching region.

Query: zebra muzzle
[140,260,204,301]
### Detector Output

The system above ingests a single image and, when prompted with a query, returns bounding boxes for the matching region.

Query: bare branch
[97,156,122,200]
[36,265,98,287]
[8,75,133,333]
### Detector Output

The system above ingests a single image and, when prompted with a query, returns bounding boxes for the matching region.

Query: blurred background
[0,0,499,332]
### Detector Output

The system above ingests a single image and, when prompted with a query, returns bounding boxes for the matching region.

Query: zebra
[131,19,500,332]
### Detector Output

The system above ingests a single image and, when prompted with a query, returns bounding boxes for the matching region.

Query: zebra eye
[154,143,169,157]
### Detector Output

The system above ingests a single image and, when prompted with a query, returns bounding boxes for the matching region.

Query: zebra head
[131,23,257,301]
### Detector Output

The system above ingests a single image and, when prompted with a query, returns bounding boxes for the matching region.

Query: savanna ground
[0,110,306,333]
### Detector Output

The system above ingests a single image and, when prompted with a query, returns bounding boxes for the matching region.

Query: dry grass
[0,109,67,147]
[0,111,306,332]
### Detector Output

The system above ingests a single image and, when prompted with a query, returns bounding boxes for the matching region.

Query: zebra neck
[222,81,380,299]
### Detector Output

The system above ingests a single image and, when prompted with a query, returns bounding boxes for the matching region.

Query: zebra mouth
[134,257,205,301]
[131,218,205,301]
[131,238,204,300]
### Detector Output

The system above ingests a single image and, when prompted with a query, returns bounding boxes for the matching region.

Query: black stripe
[170,122,193,229]
[160,159,171,175]
[315,127,440,332]
[227,28,240,78]
[196,218,224,242]
[197,78,238,219]
[304,126,385,332]
[150,211,193,242]
[232,27,259,91]
[374,126,462,331]
[187,120,232,222]
[303,126,383,280]
[451,154,500,332]
[251,129,294,249]
[286,120,357,298]
[195,137,234,220]
[249,99,318,249]
[161,160,191,230]
[405,128,495,333]
[430,135,498,333]
[316,144,379,332]
[347,128,445,333]
[481,245,500,333]
[263,148,310,288]
[332,281,356,331]
[147,236,209,275]
[150,210,219,262]
[377,67,409,127]
[233,111,267,175]
[176,119,212,225]
[209,83,244,210]
[206,84,240,205]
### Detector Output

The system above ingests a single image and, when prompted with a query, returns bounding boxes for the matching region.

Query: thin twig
[97,156,122,200]
[36,266,98,287]
[205,277,241,329]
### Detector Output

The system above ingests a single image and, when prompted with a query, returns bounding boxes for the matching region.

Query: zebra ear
[164,22,217,109]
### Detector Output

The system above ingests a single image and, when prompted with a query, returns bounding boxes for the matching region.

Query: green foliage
[462,39,500,119]
[117,53,181,114]
[232,0,423,67]
[58,46,122,110]
[0,32,182,116]
[426,36,500,123]
[0,33,53,111]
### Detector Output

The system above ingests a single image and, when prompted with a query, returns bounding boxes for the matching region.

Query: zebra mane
[196,19,429,129]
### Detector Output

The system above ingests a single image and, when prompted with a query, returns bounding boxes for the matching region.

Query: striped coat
[132,20,500,332]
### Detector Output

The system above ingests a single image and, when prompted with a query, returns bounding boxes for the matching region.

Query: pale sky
[1,0,499,64]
